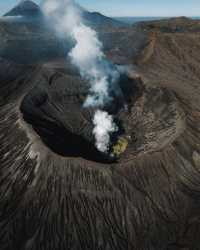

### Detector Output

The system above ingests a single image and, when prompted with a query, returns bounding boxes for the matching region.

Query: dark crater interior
[20,69,142,163]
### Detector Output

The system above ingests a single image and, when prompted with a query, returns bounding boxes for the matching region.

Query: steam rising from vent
[69,25,120,107]
[42,0,119,153]
[93,110,118,153]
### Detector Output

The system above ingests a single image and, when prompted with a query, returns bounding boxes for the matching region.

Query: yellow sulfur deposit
[112,137,129,157]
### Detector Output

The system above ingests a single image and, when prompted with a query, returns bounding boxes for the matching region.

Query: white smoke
[42,0,119,153]
[93,110,118,153]
[42,0,81,36]
[69,24,119,107]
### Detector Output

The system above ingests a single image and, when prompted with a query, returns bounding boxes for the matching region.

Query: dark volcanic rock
[19,68,143,163]
[82,10,126,29]
[0,17,66,64]
[137,16,200,33]
[4,0,43,18]
[99,27,149,64]
[19,70,113,163]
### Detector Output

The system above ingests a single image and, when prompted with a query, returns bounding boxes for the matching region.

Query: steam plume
[93,110,118,152]
[42,0,81,36]
[69,24,120,107]
[42,0,119,152]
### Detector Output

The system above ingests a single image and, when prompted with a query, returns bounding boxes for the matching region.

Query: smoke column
[93,110,118,152]
[42,0,119,152]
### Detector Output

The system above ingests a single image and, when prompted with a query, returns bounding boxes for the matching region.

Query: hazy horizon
[1,0,200,17]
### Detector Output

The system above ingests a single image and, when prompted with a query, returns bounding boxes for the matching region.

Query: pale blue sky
[1,0,200,17]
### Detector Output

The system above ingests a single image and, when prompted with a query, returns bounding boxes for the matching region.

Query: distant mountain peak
[3,0,125,28]
[4,0,42,17]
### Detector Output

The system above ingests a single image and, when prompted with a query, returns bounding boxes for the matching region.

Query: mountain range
[4,0,125,28]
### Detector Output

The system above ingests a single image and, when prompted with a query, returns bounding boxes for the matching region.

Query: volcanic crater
[19,64,185,165]
[19,68,142,163]
[1,1,200,250]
